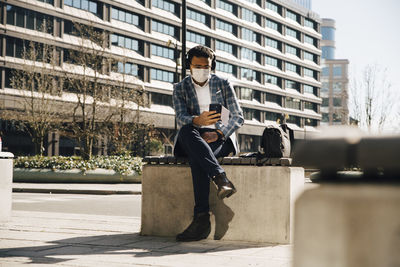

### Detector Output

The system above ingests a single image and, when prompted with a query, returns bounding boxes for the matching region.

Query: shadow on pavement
[0,232,278,264]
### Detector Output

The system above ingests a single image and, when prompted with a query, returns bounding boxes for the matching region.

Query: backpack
[260,125,291,158]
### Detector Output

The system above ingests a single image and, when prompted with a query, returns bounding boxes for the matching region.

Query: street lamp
[167,39,180,136]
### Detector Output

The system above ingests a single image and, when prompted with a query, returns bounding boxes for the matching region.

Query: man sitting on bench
[173,45,244,242]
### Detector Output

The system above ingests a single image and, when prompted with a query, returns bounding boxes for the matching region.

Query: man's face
[190,56,212,71]
[190,56,212,85]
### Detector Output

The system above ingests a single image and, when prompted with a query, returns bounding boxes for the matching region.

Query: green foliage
[14,155,143,176]
[146,138,163,155]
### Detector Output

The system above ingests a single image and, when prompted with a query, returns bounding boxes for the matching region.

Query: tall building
[0,0,322,155]
[320,18,349,125]
[287,0,312,10]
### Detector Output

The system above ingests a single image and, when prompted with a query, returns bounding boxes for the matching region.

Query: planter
[13,168,141,183]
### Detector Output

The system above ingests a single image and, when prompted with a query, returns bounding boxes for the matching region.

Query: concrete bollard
[0,152,14,222]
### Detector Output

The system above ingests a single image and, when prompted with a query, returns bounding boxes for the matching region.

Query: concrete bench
[141,156,304,244]
[0,152,14,222]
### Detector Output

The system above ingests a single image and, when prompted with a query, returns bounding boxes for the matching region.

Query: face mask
[191,68,210,84]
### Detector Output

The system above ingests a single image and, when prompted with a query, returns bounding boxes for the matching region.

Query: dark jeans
[175,124,235,216]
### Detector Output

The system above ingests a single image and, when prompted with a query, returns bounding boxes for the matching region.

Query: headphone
[185,45,216,71]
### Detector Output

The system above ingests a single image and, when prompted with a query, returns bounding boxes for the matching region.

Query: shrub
[14,155,143,176]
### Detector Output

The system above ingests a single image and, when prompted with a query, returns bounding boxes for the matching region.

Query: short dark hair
[187,45,214,65]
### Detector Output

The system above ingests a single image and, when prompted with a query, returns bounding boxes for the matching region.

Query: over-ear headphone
[185,45,216,71]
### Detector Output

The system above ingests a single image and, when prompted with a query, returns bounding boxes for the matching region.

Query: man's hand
[193,111,221,126]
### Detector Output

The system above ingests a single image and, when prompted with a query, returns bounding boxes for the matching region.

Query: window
[285,97,300,110]
[286,27,299,40]
[286,115,300,126]
[304,68,315,78]
[152,0,175,13]
[333,82,342,93]
[321,26,335,41]
[265,74,279,86]
[265,111,279,121]
[242,28,256,42]
[305,101,317,112]
[241,68,256,81]
[333,97,342,106]
[216,19,234,34]
[217,0,234,13]
[239,87,252,100]
[241,48,255,61]
[266,18,279,32]
[286,79,299,91]
[305,118,318,126]
[304,84,315,94]
[321,82,329,93]
[151,44,174,59]
[304,51,314,62]
[111,7,141,28]
[322,46,335,60]
[187,31,206,45]
[111,34,140,52]
[322,113,329,122]
[65,0,100,17]
[265,36,279,49]
[333,113,342,122]
[151,92,173,107]
[115,62,138,76]
[322,98,329,106]
[304,18,315,29]
[322,67,330,76]
[239,134,261,152]
[266,1,278,13]
[242,8,256,23]
[265,55,279,67]
[333,65,342,77]
[266,93,281,105]
[304,35,315,46]
[216,40,233,54]
[286,62,298,73]
[6,5,53,34]
[216,61,234,74]
[152,20,176,37]
[286,44,298,56]
[37,0,54,4]
[151,68,174,83]
[187,8,207,24]
[286,9,298,23]
[242,108,261,121]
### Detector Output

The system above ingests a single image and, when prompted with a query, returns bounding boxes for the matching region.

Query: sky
[311,0,400,131]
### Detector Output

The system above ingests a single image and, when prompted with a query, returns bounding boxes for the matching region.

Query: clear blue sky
[312,0,400,91]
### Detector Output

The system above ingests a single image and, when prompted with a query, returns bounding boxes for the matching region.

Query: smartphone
[209,103,222,119]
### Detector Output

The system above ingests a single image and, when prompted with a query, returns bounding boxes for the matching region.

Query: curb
[12,188,142,195]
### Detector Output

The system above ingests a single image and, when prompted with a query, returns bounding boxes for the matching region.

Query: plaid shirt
[173,74,244,152]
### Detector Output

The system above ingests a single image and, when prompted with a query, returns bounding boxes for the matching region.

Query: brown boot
[212,172,237,199]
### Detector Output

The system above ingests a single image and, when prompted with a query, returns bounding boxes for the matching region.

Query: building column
[47,131,60,156]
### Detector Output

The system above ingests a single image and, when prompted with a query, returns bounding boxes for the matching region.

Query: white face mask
[191,68,210,84]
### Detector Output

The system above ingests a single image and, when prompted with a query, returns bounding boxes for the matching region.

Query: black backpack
[260,125,292,158]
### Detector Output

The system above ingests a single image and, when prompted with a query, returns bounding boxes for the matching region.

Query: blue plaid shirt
[173,74,244,141]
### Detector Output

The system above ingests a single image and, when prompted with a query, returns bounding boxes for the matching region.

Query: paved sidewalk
[13,183,142,195]
[0,211,292,267]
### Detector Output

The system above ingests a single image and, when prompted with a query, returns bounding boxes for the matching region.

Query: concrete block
[0,154,14,222]
[293,185,400,267]
[141,165,304,244]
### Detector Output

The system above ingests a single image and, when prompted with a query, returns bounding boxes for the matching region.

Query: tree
[63,22,114,159]
[6,38,63,155]
[349,64,399,133]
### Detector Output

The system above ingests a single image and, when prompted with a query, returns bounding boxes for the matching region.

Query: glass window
[286,79,299,91]
[286,27,298,39]
[241,67,256,81]
[265,55,278,67]
[6,5,15,25]
[321,82,329,93]
[112,7,140,27]
[64,0,72,5]
[16,8,25,27]
[304,18,314,29]
[322,98,329,106]
[266,18,279,32]
[111,33,139,52]
[187,8,206,24]
[322,67,330,76]
[304,84,314,94]
[216,40,233,54]
[152,20,176,37]
[216,61,234,74]
[151,44,174,60]
[304,68,314,78]
[286,44,298,56]
[187,31,206,45]
[286,115,300,126]
[151,92,173,107]
[264,38,276,51]
[151,68,174,82]
[322,46,335,60]
[152,0,175,13]
[286,9,298,22]
[26,10,34,30]
[322,113,329,122]
[266,93,281,105]
[266,1,278,13]
[333,97,342,106]
[304,35,315,46]
[286,62,297,73]
[216,19,233,34]
[333,65,342,77]
[333,113,342,122]
[304,51,314,62]
[305,101,317,112]
[266,111,279,121]
[242,28,255,42]
[239,87,252,100]
[242,108,261,121]
[285,97,300,110]
[112,8,118,19]
[265,74,279,86]
[321,26,335,41]
[115,62,138,76]
[305,118,318,126]
[217,0,234,13]
[333,82,342,93]
[242,8,256,23]
[241,47,255,61]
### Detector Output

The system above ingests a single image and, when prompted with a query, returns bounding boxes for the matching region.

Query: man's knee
[178,124,196,141]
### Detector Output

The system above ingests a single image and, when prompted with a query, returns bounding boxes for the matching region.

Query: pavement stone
[0,210,293,267]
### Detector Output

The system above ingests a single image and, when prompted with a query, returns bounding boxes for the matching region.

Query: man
[173,45,244,242]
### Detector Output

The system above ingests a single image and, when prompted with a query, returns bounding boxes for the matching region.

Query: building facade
[0,0,322,155]
[320,18,349,125]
